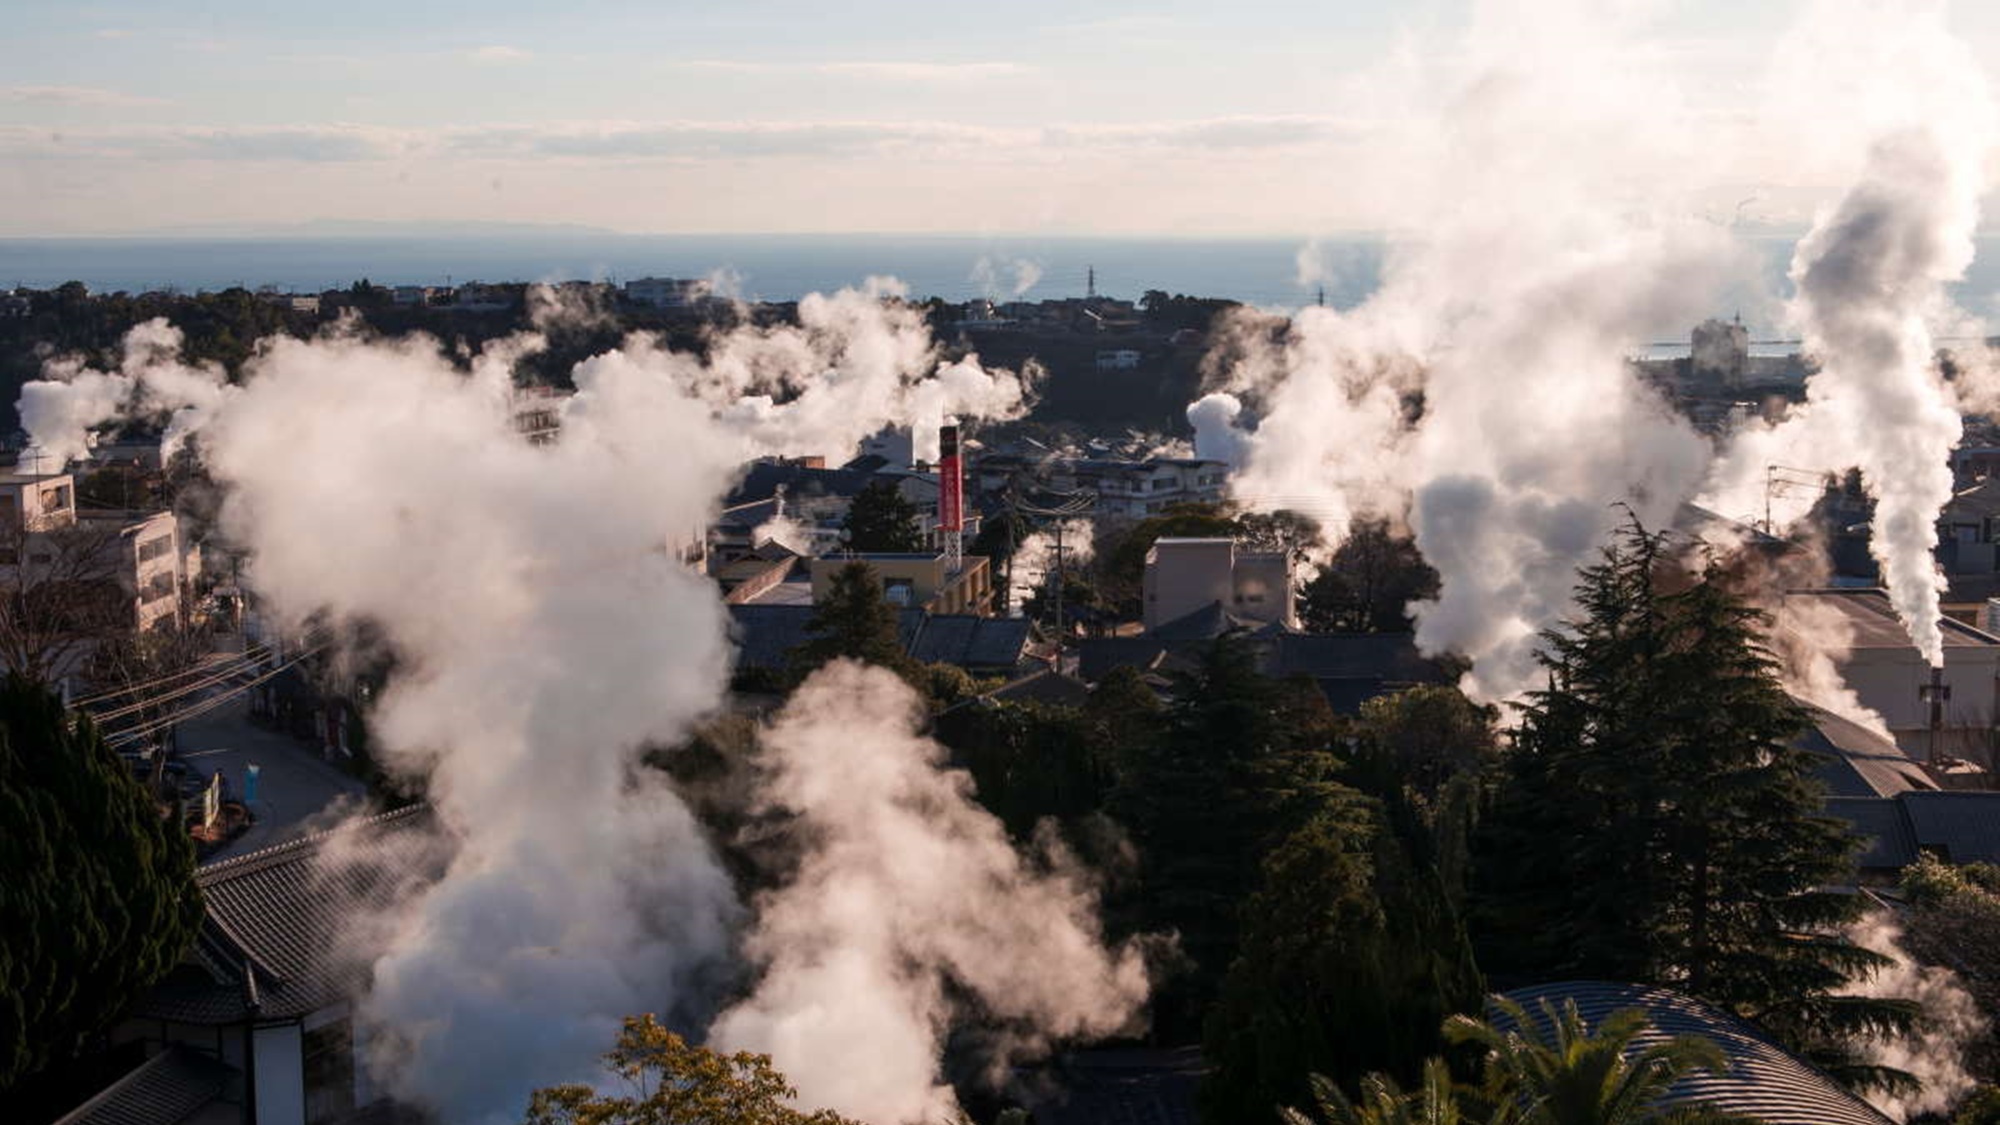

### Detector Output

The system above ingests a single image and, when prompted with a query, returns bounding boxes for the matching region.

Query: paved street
[173,696,368,861]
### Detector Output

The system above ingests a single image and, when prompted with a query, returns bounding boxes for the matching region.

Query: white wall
[253,1023,306,1125]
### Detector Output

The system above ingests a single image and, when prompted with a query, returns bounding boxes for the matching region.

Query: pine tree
[1108,632,1343,1036]
[840,480,925,553]
[0,674,202,1088]
[1471,518,1916,1090]
[788,560,922,687]
[1203,799,1484,1124]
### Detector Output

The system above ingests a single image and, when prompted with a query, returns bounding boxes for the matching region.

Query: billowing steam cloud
[1194,0,1996,700]
[1008,517,1095,615]
[711,662,1149,1123]
[1842,911,1986,1121]
[1193,2,1731,700]
[1700,1,1994,667]
[971,254,1044,300]
[16,285,1107,1121]
[21,317,233,467]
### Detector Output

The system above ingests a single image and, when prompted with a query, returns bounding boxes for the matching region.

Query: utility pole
[1086,266,1096,301]
[1052,518,1065,649]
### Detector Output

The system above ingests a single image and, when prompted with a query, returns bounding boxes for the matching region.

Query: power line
[103,644,327,748]
[73,644,274,708]
[87,645,277,724]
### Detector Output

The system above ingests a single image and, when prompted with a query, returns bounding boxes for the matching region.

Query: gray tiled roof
[986,668,1092,707]
[727,605,1020,672]
[1018,1047,1204,1125]
[1497,982,1892,1125]
[1824,797,1919,869]
[53,1046,236,1125]
[1797,707,1938,799]
[135,804,439,1025]
[908,615,1032,670]
[1900,792,2000,864]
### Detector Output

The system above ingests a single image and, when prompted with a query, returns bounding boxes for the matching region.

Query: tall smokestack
[939,423,963,573]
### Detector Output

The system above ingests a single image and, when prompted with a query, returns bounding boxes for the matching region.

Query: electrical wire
[70,645,273,707]
[104,644,327,748]
[87,646,278,724]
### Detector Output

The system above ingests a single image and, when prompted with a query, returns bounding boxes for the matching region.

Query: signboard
[938,424,963,532]
[202,772,222,830]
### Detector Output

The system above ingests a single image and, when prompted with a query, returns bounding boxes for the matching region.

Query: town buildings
[1141,537,1293,632]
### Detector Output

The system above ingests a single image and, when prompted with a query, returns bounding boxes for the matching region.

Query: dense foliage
[840,480,925,553]
[1471,520,1915,1090]
[524,1015,863,1125]
[0,674,200,1088]
[1298,519,1440,633]
[788,560,923,687]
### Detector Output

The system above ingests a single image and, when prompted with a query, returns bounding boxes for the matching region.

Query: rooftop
[52,1046,236,1125]
[135,804,439,1025]
[1497,982,1891,1125]
[1783,588,2000,649]
[1796,706,1938,799]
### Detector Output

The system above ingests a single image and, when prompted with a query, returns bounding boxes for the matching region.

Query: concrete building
[809,553,995,616]
[1142,537,1294,631]
[389,286,433,307]
[1781,588,2000,766]
[81,508,185,632]
[622,276,707,309]
[1046,458,1228,520]
[1094,348,1141,371]
[0,472,189,632]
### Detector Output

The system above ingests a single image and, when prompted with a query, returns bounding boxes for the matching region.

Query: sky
[2,0,1997,237]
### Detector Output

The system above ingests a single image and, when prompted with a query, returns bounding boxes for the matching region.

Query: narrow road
[173,695,368,861]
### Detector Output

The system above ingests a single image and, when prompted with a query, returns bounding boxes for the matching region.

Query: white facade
[1142,537,1295,631]
[624,276,706,309]
[1095,349,1142,371]
[1785,589,2000,764]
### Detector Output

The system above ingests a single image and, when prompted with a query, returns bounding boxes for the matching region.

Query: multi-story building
[623,276,708,309]
[809,553,996,616]
[1141,537,1294,632]
[0,472,188,632]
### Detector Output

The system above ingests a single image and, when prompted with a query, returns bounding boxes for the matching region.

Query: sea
[5,231,2000,349]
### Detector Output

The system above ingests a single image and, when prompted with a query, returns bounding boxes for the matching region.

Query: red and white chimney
[939,424,963,572]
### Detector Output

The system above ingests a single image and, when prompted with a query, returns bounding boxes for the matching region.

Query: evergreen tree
[1471,519,1915,1090]
[0,674,201,1088]
[1298,519,1439,634]
[1202,800,1484,1124]
[788,561,923,688]
[840,480,924,553]
[1108,632,1343,1036]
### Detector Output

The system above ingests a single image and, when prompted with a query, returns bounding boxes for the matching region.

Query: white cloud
[467,45,531,64]
[683,59,1029,81]
[1,85,165,108]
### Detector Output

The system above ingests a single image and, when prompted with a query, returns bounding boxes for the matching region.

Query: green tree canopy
[524,1014,863,1125]
[788,560,922,688]
[840,480,925,553]
[1299,519,1440,633]
[1202,799,1484,1124]
[0,674,201,1088]
[1471,519,1916,1092]
[1108,632,1344,1036]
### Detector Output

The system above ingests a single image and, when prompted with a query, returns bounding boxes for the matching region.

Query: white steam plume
[1842,910,1986,1122]
[20,317,232,466]
[1194,0,1732,701]
[971,255,1043,300]
[711,662,1149,1124]
[1008,518,1094,614]
[1699,2,1995,667]
[22,283,1068,1120]
[1186,392,1249,466]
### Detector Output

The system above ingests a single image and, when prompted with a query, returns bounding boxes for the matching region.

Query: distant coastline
[6,231,2000,342]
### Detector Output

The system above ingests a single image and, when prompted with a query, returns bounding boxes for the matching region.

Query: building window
[137,536,173,564]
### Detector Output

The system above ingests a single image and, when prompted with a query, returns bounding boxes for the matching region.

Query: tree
[0,674,201,1088]
[1202,801,1484,1124]
[1444,997,1759,1125]
[840,480,924,553]
[0,517,135,688]
[1108,632,1344,1036]
[524,1014,863,1125]
[1471,519,1916,1090]
[1299,519,1439,633]
[1280,1061,1466,1125]
[788,561,922,687]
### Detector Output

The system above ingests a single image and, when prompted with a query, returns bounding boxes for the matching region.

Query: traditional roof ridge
[53,1045,235,1125]
[197,803,429,887]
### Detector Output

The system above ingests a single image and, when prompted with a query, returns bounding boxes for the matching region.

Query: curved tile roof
[1497,982,1891,1125]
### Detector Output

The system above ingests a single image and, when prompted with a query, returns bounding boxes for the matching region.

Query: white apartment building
[1142,537,1295,632]
[0,472,187,632]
